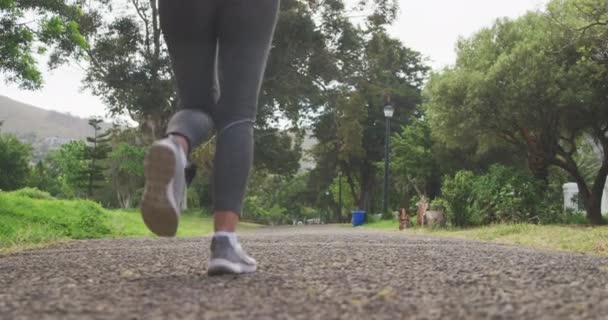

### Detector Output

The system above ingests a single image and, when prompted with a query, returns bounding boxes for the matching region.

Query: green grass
[0,189,262,253]
[107,209,261,238]
[364,219,608,256]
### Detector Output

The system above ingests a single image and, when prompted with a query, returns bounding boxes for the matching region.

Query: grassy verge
[364,219,608,256]
[0,189,261,254]
[107,209,261,238]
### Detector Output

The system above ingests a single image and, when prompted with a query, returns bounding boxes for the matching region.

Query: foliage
[424,0,608,224]
[471,165,556,224]
[438,165,564,227]
[388,116,440,209]
[439,170,480,227]
[254,128,302,176]
[8,187,54,200]
[186,188,200,210]
[310,27,429,212]
[27,160,62,195]
[242,171,318,224]
[329,174,355,220]
[0,190,261,252]
[0,0,87,89]
[0,190,112,250]
[574,136,602,186]
[45,140,88,198]
[106,142,145,208]
[0,134,31,191]
[275,173,317,221]
[82,118,112,198]
[243,196,287,225]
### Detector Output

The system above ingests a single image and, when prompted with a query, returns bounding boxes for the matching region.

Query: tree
[28,160,62,196]
[0,134,31,191]
[106,143,145,208]
[310,28,429,212]
[46,140,88,198]
[83,118,111,198]
[425,0,608,224]
[389,117,439,207]
[0,0,87,89]
[53,0,331,138]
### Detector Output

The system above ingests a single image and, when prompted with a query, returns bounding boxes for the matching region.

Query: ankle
[214,211,239,232]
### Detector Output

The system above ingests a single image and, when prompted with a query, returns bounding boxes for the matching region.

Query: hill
[0,95,110,161]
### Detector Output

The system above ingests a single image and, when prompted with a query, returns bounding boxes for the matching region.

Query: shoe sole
[141,144,179,237]
[207,259,257,276]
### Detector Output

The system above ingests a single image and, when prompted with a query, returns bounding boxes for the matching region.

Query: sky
[0,0,549,119]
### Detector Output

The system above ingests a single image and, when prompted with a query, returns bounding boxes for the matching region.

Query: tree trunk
[585,159,608,225]
[583,194,604,225]
[573,169,605,226]
[520,128,549,183]
[358,163,375,211]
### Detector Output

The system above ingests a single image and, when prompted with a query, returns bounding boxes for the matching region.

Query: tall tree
[425,0,608,224]
[83,118,111,198]
[311,27,429,212]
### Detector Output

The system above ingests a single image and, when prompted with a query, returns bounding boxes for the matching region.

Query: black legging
[160,0,280,215]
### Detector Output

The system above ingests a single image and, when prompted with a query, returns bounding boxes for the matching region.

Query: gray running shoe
[208,235,257,276]
[141,136,187,237]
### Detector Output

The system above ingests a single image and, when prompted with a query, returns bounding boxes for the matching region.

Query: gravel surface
[2,226,608,320]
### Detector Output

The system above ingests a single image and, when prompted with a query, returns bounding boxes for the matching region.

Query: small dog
[398,208,411,230]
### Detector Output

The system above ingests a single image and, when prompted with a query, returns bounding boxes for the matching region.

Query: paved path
[2,226,608,319]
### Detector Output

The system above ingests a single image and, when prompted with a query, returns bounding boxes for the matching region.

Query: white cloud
[388,0,548,69]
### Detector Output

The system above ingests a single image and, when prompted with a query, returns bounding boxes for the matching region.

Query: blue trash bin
[352,210,366,227]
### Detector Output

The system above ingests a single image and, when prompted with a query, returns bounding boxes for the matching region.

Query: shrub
[9,187,54,200]
[429,197,449,212]
[471,165,541,224]
[437,165,568,226]
[243,196,287,225]
[187,188,200,209]
[0,135,31,191]
[440,170,480,227]
[0,192,113,249]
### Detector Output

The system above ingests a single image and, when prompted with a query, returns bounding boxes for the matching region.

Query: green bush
[472,165,542,224]
[440,170,481,227]
[0,134,31,191]
[243,195,287,225]
[0,191,113,249]
[437,165,566,227]
[9,187,54,200]
[187,188,200,209]
[429,197,449,212]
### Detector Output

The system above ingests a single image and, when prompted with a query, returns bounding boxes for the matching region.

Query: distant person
[140,0,280,276]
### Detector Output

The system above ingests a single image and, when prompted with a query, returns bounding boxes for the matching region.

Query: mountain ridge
[0,95,111,161]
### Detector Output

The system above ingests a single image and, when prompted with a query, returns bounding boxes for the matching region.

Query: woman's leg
[141,1,220,237]
[206,0,280,276]
[160,0,219,150]
[212,0,280,230]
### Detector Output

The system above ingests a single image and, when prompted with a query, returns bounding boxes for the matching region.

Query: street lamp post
[325,191,330,223]
[382,103,395,217]
[338,172,342,223]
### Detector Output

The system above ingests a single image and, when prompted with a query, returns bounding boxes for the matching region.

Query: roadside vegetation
[0,189,260,253]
